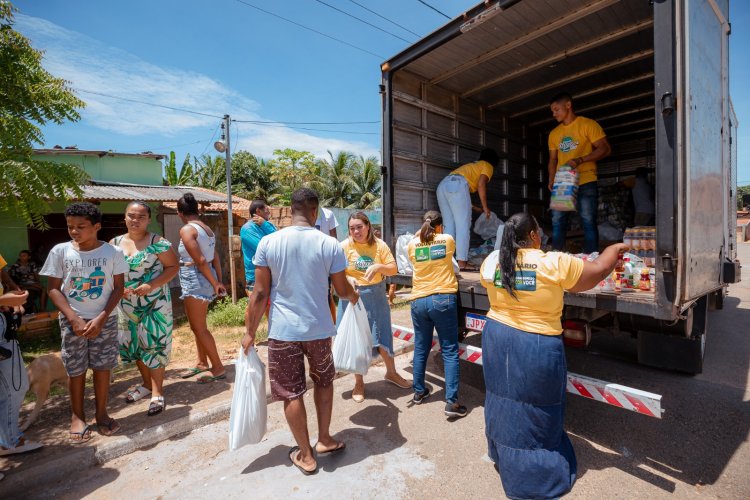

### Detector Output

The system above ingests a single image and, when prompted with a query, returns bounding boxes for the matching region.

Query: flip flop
[314,441,346,455]
[96,418,121,436]
[196,373,227,385]
[289,446,318,475]
[69,425,93,445]
[179,367,209,379]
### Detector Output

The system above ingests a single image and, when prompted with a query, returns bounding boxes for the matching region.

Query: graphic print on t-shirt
[558,136,579,153]
[354,255,374,271]
[494,267,537,291]
[415,243,447,262]
[68,266,107,301]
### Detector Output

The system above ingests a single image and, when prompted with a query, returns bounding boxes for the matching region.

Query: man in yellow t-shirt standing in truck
[547,92,611,253]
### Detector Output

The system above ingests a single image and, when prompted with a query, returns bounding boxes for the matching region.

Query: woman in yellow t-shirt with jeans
[479,212,627,499]
[408,210,467,418]
[338,212,411,403]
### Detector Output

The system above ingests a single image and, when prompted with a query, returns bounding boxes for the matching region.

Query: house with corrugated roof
[0,148,248,299]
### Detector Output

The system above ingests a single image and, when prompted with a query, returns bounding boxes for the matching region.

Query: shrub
[208,297,248,328]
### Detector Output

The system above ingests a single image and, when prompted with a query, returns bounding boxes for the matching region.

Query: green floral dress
[116,235,174,369]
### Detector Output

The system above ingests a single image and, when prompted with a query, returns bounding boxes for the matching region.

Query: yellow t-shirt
[548,116,606,186]
[341,238,395,286]
[450,160,494,193]
[479,249,584,335]
[408,234,458,299]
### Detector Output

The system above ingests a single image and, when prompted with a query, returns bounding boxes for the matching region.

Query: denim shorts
[179,265,217,301]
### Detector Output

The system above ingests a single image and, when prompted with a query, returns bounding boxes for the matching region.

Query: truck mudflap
[392,322,664,419]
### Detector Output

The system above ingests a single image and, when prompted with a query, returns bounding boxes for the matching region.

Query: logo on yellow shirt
[558,136,578,153]
[494,268,537,291]
[354,255,374,271]
[415,244,447,262]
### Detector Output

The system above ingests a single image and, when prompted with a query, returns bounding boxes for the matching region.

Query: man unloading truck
[547,92,611,253]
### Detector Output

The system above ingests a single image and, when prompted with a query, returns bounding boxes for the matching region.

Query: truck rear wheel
[637,295,708,374]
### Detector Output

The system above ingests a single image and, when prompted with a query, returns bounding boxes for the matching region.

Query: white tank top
[178,222,216,263]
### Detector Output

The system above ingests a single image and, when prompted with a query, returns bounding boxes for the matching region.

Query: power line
[76,89,224,119]
[236,122,378,135]
[311,0,412,43]
[233,119,378,125]
[233,0,384,59]
[125,139,204,153]
[416,0,451,19]
[199,124,222,158]
[346,0,422,38]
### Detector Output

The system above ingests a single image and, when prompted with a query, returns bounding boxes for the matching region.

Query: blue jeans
[410,293,460,404]
[552,181,599,253]
[0,339,29,448]
[437,175,472,261]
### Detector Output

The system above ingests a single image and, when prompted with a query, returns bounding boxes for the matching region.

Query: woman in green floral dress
[112,202,179,416]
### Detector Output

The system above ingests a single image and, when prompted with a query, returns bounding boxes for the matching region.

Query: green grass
[208,296,248,328]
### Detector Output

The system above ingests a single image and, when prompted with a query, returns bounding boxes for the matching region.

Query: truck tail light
[563,319,591,348]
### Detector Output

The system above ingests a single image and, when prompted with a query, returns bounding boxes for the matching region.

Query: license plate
[465,313,487,332]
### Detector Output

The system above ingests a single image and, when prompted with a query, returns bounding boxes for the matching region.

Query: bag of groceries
[550,165,579,212]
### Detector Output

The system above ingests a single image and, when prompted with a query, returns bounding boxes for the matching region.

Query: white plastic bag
[228,348,267,450]
[550,166,579,212]
[473,211,501,240]
[395,233,414,274]
[333,300,373,375]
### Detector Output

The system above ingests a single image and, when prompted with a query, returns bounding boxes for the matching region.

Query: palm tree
[163,151,195,186]
[193,154,226,191]
[317,150,357,208]
[349,155,382,209]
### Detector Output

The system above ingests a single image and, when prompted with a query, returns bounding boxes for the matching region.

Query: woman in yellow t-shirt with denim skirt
[479,212,627,499]
[407,210,467,418]
[338,212,411,403]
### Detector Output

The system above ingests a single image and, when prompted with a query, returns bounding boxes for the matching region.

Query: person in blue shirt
[240,199,277,323]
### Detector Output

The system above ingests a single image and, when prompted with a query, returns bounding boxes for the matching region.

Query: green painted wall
[35,153,163,185]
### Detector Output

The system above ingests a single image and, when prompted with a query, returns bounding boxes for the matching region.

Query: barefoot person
[338,212,410,403]
[176,193,227,384]
[112,202,178,416]
[242,188,359,476]
[41,202,127,441]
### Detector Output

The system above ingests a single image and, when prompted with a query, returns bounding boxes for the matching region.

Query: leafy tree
[0,1,89,228]
[350,154,382,209]
[268,148,320,205]
[193,154,226,191]
[317,150,357,208]
[163,151,194,186]
[230,150,281,203]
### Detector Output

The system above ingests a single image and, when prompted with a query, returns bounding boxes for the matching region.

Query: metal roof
[77,181,232,203]
[384,0,654,133]
[35,148,166,160]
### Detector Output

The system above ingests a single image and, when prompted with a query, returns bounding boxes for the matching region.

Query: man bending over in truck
[548,92,611,253]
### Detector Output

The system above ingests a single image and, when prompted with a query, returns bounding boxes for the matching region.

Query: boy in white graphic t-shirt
[41,202,128,443]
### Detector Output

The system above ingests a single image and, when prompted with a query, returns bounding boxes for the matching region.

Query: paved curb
[2,341,416,495]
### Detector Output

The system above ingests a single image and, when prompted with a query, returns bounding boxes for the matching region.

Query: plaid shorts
[268,337,335,401]
[60,315,119,377]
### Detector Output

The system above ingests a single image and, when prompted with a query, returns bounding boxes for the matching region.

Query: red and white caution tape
[392,324,663,419]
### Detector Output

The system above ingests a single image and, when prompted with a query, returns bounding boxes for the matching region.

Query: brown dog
[21,352,68,431]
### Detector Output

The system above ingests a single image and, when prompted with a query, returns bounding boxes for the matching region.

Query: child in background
[41,202,128,443]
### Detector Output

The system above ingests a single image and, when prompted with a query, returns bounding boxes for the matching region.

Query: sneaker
[412,387,431,404]
[444,402,468,418]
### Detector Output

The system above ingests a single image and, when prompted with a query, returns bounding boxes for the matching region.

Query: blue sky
[12,0,750,185]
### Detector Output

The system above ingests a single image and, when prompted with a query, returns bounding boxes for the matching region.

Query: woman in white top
[176,193,227,384]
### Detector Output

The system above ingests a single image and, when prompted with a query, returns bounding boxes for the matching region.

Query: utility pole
[223,114,237,303]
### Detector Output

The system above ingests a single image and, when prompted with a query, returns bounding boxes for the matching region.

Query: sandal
[69,424,93,445]
[196,373,227,385]
[458,265,480,272]
[147,396,165,417]
[125,385,151,403]
[289,446,318,475]
[179,367,208,379]
[384,373,411,389]
[96,418,121,436]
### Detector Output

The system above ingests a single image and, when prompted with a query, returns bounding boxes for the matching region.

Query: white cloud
[15,14,380,160]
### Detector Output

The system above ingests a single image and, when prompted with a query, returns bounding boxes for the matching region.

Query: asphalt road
[25,243,750,499]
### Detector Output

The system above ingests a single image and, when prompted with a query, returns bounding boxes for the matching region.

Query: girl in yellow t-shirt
[338,212,411,403]
[478,212,627,499]
[407,210,467,418]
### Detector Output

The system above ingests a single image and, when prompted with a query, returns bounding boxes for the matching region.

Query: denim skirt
[482,317,576,500]
[337,281,393,357]
[179,265,217,301]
